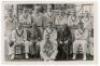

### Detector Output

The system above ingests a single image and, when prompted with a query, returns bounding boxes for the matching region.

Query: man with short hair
[67,10,77,27]
[28,23,42,56]
[31,5,44,37]
[72,20,88,60]
[8,24,30,60]
[19,7,32,25]
[40,22,58,61]
[44,4,56,27]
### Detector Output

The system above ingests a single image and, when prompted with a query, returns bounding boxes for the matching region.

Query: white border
[0,0,98,66]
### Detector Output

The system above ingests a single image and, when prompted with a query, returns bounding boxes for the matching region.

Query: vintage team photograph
[3,2,94,61]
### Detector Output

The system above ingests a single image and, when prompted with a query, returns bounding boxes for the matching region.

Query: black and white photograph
[3,2,94,61]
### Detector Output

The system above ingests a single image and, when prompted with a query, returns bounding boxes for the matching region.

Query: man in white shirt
[80,11,94,56]
[9,24,30,60]
[67,11,77,27]
[19,7,32,25]
[40,22,58,61]
[72,21,88,60]
[44,4,56,27]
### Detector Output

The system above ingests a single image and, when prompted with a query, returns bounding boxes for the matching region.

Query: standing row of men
[8,4,93,61]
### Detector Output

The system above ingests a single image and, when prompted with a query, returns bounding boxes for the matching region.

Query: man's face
[17,24,22,30]
[34,5,41,12]
[48,24,52,28]
[23,8,28,14]
[29,9,32,14]
[8,11,12,16]
[70,13,76,21]
[47,5,52,12]
[48,24,54,31]
[32,23,37,28]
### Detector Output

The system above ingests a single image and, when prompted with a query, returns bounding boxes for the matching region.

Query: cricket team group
[5,4,94,61]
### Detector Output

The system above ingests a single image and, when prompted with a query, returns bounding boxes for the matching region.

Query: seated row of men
[9,22,57,61]
[8,20,93,61]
